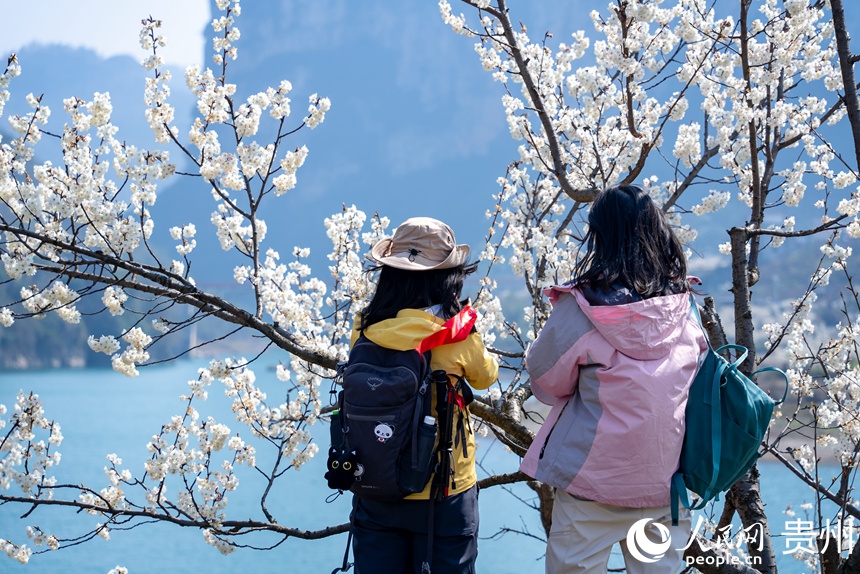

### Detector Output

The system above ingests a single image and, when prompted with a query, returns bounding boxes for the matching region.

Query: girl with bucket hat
[348,217,498,574]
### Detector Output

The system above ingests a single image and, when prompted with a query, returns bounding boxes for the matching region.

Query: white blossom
[0,308,13,327]
[305,94,331,129]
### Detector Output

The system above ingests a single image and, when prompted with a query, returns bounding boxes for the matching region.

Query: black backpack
[325,307,477,501]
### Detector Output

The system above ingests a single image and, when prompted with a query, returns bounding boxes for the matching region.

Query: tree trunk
[830,0,860,173]
[727,466,778,573]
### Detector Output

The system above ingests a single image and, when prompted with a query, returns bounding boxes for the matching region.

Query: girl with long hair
[520,185,707,573]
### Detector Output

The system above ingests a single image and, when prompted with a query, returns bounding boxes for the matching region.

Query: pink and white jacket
[519,283,707,508]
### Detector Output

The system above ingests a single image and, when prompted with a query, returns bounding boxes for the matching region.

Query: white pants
[546,489,692,574]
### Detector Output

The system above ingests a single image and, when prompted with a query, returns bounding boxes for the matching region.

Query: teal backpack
[670,297,789,525]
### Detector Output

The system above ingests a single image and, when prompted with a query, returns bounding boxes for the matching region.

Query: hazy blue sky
[0,0,210,67]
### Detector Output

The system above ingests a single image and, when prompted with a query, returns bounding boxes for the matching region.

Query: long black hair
[573,185,688,298]
[359,262,478,330]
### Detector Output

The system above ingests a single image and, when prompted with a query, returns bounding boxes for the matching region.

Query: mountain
[1,2,856,369]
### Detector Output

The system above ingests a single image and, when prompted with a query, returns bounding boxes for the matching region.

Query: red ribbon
[414,306,477,356]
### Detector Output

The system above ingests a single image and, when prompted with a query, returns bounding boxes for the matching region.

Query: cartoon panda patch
[374,423,394,443]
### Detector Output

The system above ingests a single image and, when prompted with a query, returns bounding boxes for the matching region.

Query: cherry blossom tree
[439,0,860,572]
[3,0,860,572]
[0,1,353,564]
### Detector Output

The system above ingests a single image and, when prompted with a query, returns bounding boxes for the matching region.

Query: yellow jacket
[351,308,498,498]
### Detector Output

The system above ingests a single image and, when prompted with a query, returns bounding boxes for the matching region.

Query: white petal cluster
[691,189,730,216]
[472,168,588,345]
[672,122,701,168]
[20,283,80,324]
[185,65,235,125]
[768,216,795,249]
[141,400,250,525]
[820,233,853,262]
[325,206,375,333]
[439,0,474,37]
[144,65,176,144]
[87,335,121,355]
[0,55,22,120]
[304,94,331,129]
[203,529,235,555]
[837,189,860,239]
[1,68,172,289]
[1,249,35,280]
[139,16,167,53]
[210,205,264,255]
[272,145,308,196]
[110,328,152,377]
[267,80,292,120]
[0,392,62,507]
[244,246,330,356]
[202,420,231,452]
[102,286,127,316]
[235,92,270,138]
[833,171,857,190]
[212,358,320,468]
[25,526,59,551]
[210,1,241,66]
[151,318,171,333]
[0,540,31,564]
[237,142,274,179]
[166,2,330,276]
[169,259,186,276]
[768,279,860,467]
[779,162,808,207]
[120,354,322,555]
[169,223,197,256]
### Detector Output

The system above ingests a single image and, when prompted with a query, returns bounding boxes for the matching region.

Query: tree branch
[830,0,860,172]
[493,0,596,202]
[0,494,350,540]
[0,223,339,369]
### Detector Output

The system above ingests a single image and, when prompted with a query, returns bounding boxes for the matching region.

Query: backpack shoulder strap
[673,295,724,524]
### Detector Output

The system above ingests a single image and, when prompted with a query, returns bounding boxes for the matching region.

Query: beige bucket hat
[368,217,470,271]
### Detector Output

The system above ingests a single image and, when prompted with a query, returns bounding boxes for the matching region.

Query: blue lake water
[0,362,841,573]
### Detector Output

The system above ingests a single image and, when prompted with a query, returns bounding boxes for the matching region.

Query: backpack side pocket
[399,413,437,494]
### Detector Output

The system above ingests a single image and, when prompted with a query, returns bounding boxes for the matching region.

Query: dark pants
[352,485,479,574]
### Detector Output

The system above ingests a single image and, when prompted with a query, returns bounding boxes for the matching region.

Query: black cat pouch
[324,406,358,491]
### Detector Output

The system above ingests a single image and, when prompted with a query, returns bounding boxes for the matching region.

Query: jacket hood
[545,284,692,361]
[351,309,447,351]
